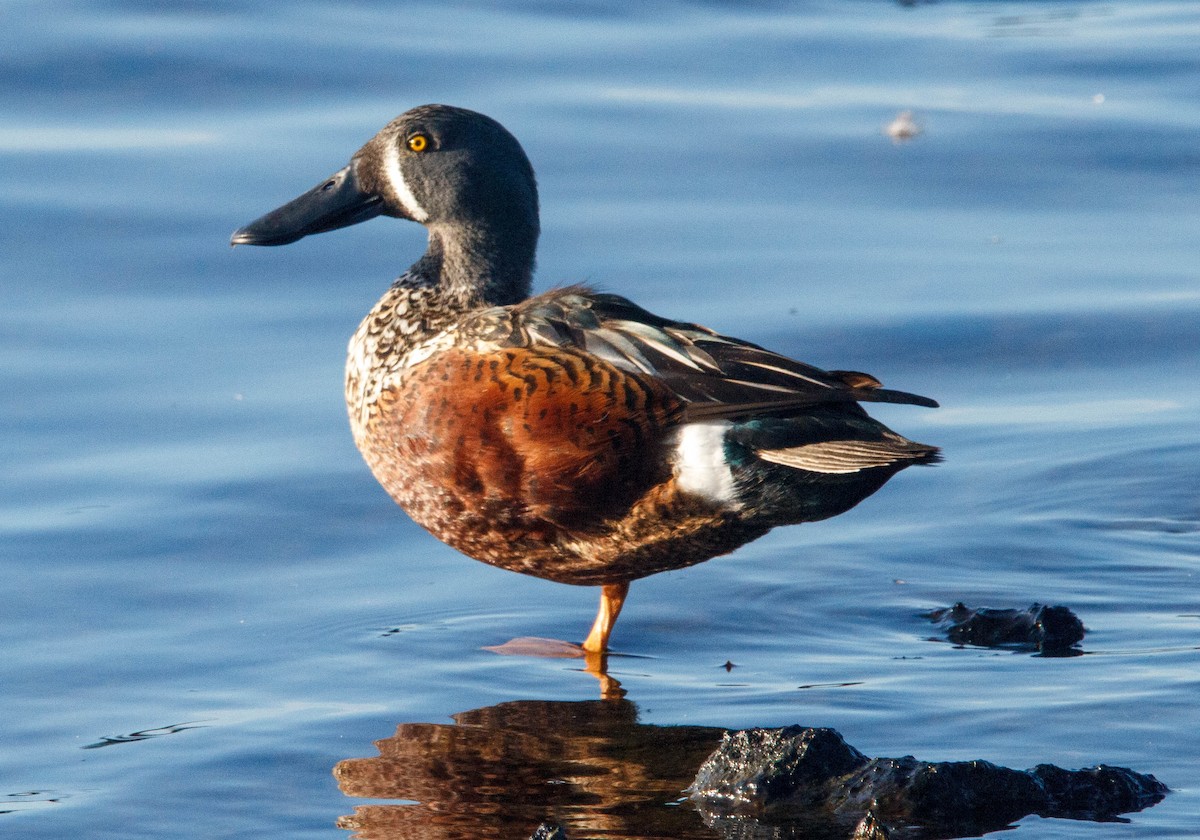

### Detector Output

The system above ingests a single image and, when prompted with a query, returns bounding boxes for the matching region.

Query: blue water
[2,2,1198,837]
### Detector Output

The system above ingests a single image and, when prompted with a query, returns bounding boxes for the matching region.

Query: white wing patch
[672,421,739,506]
[382,143,430,222]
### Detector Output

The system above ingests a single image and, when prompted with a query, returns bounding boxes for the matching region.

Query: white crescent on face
[381,141,430,223]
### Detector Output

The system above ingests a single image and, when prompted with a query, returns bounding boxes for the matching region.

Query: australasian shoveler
[232,104,939,655]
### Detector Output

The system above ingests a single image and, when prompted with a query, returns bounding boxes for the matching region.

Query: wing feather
[461,286,938,418]
[758,440,937,474]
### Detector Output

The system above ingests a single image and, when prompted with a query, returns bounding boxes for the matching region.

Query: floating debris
[884,110,922,143]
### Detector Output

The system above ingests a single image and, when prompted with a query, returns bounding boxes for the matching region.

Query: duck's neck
[410,219,537,310]
[345,217,538,437]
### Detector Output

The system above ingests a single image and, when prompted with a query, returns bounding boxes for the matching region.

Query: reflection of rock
[926,602,1085,652]
[690,726,1167,838]
[335,701,1165,840]
[334,699,724,839]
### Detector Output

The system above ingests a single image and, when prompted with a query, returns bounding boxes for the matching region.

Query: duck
[232,104,939,655]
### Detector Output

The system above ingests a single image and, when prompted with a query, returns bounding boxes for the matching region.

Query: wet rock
[690,726,868,813]
[690,726,1167,837]
[926,602,1085,652]
[529,822,568,840]
[1032,763,1171,818]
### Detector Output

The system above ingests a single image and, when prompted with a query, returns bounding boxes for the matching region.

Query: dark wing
[475,286,937,422]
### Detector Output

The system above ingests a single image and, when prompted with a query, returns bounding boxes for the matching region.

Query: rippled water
[2,2,1198,838]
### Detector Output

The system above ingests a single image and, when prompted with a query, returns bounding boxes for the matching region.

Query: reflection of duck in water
[233,105,939,653]
[334,699,724,840]
[335,700,1168,840]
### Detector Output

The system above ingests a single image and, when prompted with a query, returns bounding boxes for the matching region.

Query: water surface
[2,2,1198,837]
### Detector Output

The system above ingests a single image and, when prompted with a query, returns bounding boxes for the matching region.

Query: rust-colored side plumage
[380,344,679,526]
[358,343,764,584]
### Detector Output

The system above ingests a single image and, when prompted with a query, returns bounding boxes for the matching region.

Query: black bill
[231,162,384,246]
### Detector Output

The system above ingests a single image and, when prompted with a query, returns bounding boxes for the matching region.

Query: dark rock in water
[838,756,1046,829]
[690,726,868,813]
[529,822,568,840]
[926,602,1085,652]
[690,726,1167,837]
[1031,763,1170,818]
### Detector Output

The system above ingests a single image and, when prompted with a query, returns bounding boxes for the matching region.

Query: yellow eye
[407,133,430,153]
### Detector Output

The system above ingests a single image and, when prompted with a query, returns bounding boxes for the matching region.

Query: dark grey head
[232,105,540,305]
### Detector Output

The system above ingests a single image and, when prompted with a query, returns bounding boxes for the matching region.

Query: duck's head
[232,104,539,303]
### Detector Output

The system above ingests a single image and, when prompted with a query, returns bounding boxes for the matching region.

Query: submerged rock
[926,602,1085,652]
[690,726,1167,837]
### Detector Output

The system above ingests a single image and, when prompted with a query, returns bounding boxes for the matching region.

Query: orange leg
[581,581,630,653]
